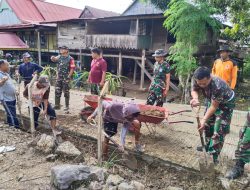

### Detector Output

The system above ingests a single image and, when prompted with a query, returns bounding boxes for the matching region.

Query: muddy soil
[0,120,248,190]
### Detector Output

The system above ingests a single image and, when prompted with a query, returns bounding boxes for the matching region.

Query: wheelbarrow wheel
[80,106,95,122]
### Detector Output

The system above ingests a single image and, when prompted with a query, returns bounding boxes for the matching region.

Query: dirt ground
[0,121,249,190]
[1,81,250,189]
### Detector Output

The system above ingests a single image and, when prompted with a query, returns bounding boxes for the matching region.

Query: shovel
[192,106,216,176]
[103,131,138,170]
[39,105,63,143]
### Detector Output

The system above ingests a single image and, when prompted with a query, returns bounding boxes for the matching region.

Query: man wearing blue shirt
[0,60,19,128]
[18,53,43,86]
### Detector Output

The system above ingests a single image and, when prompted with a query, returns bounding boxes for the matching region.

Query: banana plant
[105,72,127,94]
[70,70,89,89]
[40,66,58,80]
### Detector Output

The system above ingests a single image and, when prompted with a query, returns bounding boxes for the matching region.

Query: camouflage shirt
[57,55,75,79]
[151,61,171,88]
[192,76,234,104]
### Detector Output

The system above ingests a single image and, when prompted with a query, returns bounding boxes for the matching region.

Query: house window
[40,32,47,48]
[139,20,146,35]
[130,20,137,35]
[29,31,36,48]
[130,20,147,35]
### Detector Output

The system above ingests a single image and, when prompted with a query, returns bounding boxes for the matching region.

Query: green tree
[163,0,221,102]
[197,0,250,46]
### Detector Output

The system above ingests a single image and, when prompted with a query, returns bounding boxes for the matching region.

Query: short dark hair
[193,66,211,80]
[0,60,5,66]
[91,48,102,55]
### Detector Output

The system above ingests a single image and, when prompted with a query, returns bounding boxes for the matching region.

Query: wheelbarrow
[80,95,194,131]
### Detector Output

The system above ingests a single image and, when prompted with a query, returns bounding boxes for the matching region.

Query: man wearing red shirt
[88,48,107,95]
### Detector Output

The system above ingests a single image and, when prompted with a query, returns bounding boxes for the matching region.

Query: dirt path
[1,121,248,190]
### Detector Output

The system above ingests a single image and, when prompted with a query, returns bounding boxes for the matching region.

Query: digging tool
[103,130,138,170]
[192,105,208,165]
[39,105,63,143]
[16,76,24,127]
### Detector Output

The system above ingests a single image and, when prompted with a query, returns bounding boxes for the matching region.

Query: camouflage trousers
[146,84,164,107]
[235,118,250,163]
[55,79,70,98]
[204,98,235,161]
[90,84,100,95]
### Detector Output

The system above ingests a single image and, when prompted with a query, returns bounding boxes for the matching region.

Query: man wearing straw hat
[23,75,60,136]
[212,45,238,89]
[146,49,171,107]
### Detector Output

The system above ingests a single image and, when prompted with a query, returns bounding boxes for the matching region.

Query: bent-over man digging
[190,66,235,164]
[23,75,60,136]
[87,100,142,160]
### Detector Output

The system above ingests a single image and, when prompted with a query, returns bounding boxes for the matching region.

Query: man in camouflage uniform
[226,109,250,179]
[51,46,75,112]
[191,67,235,164]
[146,49,171,107]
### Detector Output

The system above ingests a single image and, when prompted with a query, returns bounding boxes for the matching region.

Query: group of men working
[0,44,249,180]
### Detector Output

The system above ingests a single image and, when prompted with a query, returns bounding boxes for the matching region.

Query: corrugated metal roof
[122,0,163,16]
[5,0,82,24]
[6,0,44,23]
[33,0,82,22]
[80,6,120,19]
[0,32,29,49]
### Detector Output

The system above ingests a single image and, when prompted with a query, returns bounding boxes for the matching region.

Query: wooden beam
[140,49,146,89]
[133,61,137,85]
[118,51,122,76]
[97,81,109,164]
[37,30,42,66]
[28,74,38,137]
[69,52,144,60]
[136,19,139,35]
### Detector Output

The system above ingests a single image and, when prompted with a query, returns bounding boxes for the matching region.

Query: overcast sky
[46,0,133,13]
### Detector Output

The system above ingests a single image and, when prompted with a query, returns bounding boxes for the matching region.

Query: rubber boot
[64,97,70,113]
[54,97,61,110]
[226,160,245,180]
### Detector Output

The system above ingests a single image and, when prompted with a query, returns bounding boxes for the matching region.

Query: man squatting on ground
[18,52,43,87]
[0,60,19,128]
[146,49,171,107]
[51,46,75,112]
[190,67,235,164]
[87,100,141,160]
[226,109,250,179]
[87,48,107,95]
[23,75,60,136]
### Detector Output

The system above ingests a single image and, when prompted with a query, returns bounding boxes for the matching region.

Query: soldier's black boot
[54,97,61,110]
[226,160,245,180]
[64,97,70,113]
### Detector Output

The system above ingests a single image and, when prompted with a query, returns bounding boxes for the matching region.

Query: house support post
[36,30,42,66]
[140,49,146,90]
[133,61,137,84]
[118,51,122,76]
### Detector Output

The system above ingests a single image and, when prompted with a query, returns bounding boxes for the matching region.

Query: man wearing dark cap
[146,49,171,107]
[51,46,75,112]
[212,45,238,89]
[23,75,60,136]
[18,52,43,87]
[87,48,107,95]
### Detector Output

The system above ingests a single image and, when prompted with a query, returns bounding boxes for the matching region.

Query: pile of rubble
[33,134,145,190]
